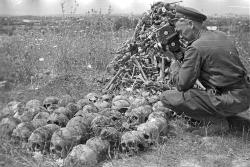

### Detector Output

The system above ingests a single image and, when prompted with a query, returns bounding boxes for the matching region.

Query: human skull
[12,122,35,143]
[64,144,97,167]
[130,97,148,109]
[0,117,20,138]
[86,137,110,161]
[100,109,123,128]
[112,95,129,104]
[148,111,169,136]
[76,99,92,110]
[85,93,99,103]
[0,106,14,121]
[33,112,50,120]
[43,96,59,109]
[111,99,130,113]
[120,130,146,156]
[25,99,42,109]
[66,117,89,142]
[126,105,153,127]
[7,101,22,111]
[152,101,172,117]
[58,95,75,107]
[50,127,81,158]
[18,106,47,122]
[94,101,111,111]
[147,95,160,105]
[73,112,100,127]
[6,101,24,116]
[11,103,26,120]
[47,112,69,127]
[31,119,47,129]
[75,104,99,115]
[28,124,60,153]
[148,111,167,120]
[137,122,160,146]
[90,115,110,136]
[65,103,80,118]
[100,127,120,149]
[53,107,70,118]
[46,104,59,113]
[101,94,113,102]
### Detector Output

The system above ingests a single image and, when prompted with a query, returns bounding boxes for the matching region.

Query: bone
[85,93,100,103]
[132,57,148,82]
[26,99,42,109]
[105,1,183,93]
[50,127,83,158]
[28,124,60,153]
[130,97,149,109]
[104,68,125,91]
[43,96,60,110]
[66,116,89,142]
[73,112,99,128]
[94,101,111,111]
[90,115,110,136]
[136,122,160,146]
[64,144,98,167]
[125,105,153,127]
[121,130,146,155]
[86,137,110,161]
[147,111,169,136]
[158,57,165,82]
[47,112,69,127]
[0,117,21,138]
[12,122,35,143]
[76,99,92,109]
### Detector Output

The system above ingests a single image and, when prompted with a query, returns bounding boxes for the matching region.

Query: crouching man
[160,6,250,136]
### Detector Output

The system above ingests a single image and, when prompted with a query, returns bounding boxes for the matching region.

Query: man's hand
[170,59,181,74]
[169,59,181,86]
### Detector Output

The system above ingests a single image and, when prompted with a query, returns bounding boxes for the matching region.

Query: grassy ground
[102,118,250,167]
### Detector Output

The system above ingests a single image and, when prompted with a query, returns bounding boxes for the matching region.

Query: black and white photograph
[0,0,250,166]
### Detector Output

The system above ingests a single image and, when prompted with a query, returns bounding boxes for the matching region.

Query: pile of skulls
[0,91,170,166]
[106,1,184,93]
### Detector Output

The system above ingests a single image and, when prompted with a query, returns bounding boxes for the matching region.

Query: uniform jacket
[173,29,250,115]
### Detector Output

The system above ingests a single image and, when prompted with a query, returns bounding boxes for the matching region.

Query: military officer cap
[175,5,207,22]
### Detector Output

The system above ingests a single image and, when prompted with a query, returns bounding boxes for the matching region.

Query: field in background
[0,14,136,105]
[0,13,250,167]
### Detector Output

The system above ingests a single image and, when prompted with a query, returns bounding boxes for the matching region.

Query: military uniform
[160,6,250,124]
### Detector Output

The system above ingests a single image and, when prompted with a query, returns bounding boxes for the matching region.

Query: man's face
[175,18,195,42]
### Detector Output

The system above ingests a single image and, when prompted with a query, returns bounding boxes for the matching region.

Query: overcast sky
[0,0,249,16]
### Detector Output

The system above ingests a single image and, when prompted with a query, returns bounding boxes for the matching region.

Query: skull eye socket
[132,116,138,120]
[55,145,62,152]
[47,120,52,124]
[121,142,126,147]
[51,148,56,154]
[127,141,133,147]
[138,143,144,151]
[44,104,51,109]
[143,134,149,139]
[112,117,118,121]
[33,143,41,150]
[54,121,60,126]
[119,108,128,113]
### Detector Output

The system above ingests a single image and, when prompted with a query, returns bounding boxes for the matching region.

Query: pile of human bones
[106,1,184,93]
[0,92,170,166]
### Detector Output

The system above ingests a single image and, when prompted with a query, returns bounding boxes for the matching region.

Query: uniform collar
[187,28,206,46]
